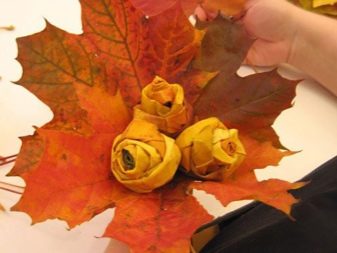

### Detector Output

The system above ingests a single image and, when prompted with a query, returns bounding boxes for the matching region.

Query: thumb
[194,5,218,21]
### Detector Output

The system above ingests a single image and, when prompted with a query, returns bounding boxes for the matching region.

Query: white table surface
[0,1,336,252]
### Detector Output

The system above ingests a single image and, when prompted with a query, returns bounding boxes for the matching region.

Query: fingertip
[194,5,218,21]
[245,0,259,9]
[194,5,208,22]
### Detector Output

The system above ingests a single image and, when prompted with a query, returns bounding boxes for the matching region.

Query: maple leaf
[128,0,196,16]
[10,130,127,227]
[11,1,212,252]
[292,0,337,15]
[194,15,253,77]
[200,0,246,16]
[104,179,212,253]
[312,0,337,7]
[9,0,304,252]
[189,12,302,221]
[192,136,305,217]
[129,0,247,17]
[194,71,298,148]
[192,16,295,149]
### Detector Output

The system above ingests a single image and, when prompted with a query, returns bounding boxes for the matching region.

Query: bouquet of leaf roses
[2,0,307,252]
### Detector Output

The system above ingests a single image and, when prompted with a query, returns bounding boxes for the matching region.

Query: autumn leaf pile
[8,0,305,252]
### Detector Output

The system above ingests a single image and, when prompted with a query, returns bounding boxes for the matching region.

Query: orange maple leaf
[9,0,304,252]
[192,136,306,217]
[11,1,213,252]
[104,179,212,253]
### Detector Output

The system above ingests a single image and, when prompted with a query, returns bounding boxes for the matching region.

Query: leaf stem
[0,181,24,194]
[0,155,17,167]
[0,25,15,31]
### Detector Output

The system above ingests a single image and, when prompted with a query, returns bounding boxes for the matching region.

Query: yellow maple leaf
[313,0,337,7]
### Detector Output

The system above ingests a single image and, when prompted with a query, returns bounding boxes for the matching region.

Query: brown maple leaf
[194,71,298,148]
[9,0,304,252]
[191,15,302,217]
[193,16,296,149]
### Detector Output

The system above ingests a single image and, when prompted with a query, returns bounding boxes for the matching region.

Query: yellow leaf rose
[176,117,246,180]
[134,76,192,135]
[111,119,181,193]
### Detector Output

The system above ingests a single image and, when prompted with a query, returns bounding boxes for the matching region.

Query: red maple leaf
[8,0,304,252]
[129,0,246,16]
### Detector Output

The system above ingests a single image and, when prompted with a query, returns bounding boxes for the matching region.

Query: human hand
[196,0,337,95]
[195,0,299,66]
[243,0,299,66]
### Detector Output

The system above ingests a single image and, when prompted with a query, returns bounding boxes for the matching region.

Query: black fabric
[201,156,337,253]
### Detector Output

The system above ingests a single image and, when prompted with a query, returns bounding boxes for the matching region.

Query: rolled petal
[134,76,192,135]
[176,117,246,180]
[116,135,181,193]
[111,119,181,193]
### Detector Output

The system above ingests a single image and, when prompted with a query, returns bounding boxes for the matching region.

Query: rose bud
[111,119,181,193]
[134,76,192,135]
[176,117,246,180]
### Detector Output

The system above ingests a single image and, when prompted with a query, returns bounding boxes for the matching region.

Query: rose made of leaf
[111,119,181,193]
[134,76,192,135]
[176,117,246,180]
